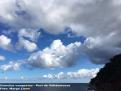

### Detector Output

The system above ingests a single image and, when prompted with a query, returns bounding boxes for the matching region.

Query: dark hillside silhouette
[89,54,121,91]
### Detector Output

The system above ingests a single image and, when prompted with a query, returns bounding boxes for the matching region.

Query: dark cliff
[89,54,121,91]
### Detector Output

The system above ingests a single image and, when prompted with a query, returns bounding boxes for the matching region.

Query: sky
[0,0,121,83]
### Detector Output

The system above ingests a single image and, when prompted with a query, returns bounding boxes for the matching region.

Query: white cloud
[0,0,121,64]
[0,0,97,33]
[17,38,37,52]
[0,0,121,36]
[4,76,8,80]
[0,61,22,71]
[112,0,121,5]
[67,68,99,78]
[18,28,41,42]
[43,68,99,79]
[20,76,24,80]
[16,28,40,52]
[0,0,15,22]
[28,39,82,68]
[0,35,12,51]
[82,33,121,63]
[0,55,5,61]
[1,0,119,35]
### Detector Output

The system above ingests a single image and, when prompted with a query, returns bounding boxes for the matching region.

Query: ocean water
[32,83,88,91]
[0,83,89,91]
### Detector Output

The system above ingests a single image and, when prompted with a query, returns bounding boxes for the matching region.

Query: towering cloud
[28,40,81,68]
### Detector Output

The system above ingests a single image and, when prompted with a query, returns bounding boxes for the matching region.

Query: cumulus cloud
[17,37,37,52]
[0,0,94,33]
[0,0,121,64]
[18,28,41,42]
[82,34,121,63]
[0,55,5,61]
[0,35,13,51]
[43,68,99,79]
[16,28,40,52]
[28,39,82,68]
[0,0,120,34]
[0,61,22,71]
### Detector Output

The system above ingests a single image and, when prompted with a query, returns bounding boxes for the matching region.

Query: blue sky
[0,0,121,83]
[0,25,103,83]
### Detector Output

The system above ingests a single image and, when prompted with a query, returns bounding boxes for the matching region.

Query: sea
[0,83,89,91]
